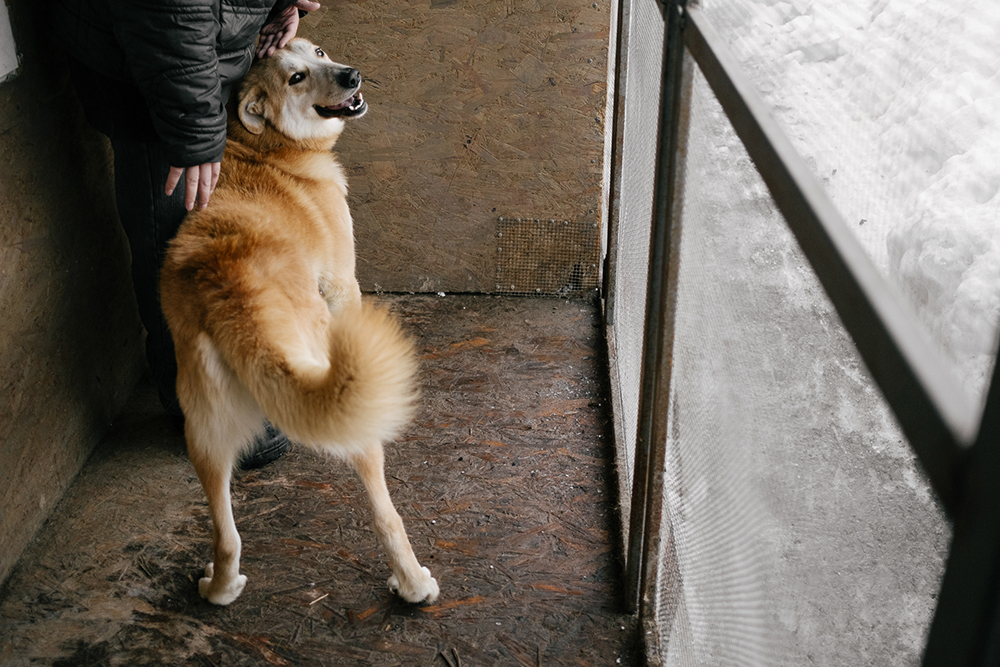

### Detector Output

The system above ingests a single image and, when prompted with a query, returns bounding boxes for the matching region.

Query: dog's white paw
[198,562,248,606]
[388,566,439,604]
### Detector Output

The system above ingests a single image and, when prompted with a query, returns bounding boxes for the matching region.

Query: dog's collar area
[315,92,366,119]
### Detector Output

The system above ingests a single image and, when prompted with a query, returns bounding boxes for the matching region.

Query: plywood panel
[301,0,610,293]
[0,3,145,585]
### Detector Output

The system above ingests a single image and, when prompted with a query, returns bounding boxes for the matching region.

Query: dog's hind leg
[188,433,248,606]
[348,444,440,603]
[180,335,261,605]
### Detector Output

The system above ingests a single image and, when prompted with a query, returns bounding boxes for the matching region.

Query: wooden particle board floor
[0,295,639,666]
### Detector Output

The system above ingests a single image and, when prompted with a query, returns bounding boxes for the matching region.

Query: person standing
[50,0,321,467]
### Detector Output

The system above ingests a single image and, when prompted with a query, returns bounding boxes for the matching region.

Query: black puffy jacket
[50,0,295,166]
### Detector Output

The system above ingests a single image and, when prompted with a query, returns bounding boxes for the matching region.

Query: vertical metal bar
[638,40,693,631]
[602,0,631,327]
[923,349,1000,666]
[624,0,690,618]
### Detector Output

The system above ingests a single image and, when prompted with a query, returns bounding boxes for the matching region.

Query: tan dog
[160,39,439,606]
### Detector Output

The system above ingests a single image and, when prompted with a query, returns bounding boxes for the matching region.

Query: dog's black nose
[337,68,361,90]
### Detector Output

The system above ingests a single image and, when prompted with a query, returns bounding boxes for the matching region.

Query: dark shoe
[239,423,290,470]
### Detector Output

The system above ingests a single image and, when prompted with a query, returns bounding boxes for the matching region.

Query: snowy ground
[660,69,949,666]
[706,0,1000,403]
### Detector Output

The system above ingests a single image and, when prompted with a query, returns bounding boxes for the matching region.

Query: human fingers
[265,34,285,57]
[185,166,200,210]
[165,166,184,196]
[295,1,321,11]
[276,12,300,49]
[257,30,281,58]
[256,38,270,58]
[210,162,221,193]
[196,163,216,209]
[258,9,295,57]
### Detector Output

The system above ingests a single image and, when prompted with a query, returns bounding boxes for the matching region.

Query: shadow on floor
[0,295,639,666]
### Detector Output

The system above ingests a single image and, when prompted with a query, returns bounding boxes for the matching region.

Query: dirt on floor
[0,295,639,667]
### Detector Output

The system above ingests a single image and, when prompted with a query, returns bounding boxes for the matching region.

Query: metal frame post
[924,355,1000,666]
[624,0,691,620]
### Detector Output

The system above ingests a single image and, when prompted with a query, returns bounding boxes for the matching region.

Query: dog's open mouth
[314,93,366,119]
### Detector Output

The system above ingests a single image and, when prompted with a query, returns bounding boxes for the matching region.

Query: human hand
[257,1,322,59]
[165,162,221,211]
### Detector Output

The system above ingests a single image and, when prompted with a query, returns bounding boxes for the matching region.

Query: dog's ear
[238,85,267,135]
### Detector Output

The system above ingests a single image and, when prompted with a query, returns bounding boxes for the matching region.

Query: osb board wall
[300,0,610,293]
[0,3,145,585]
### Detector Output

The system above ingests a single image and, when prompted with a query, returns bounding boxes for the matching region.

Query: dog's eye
[289,72,306,85]
[315,48,325,58]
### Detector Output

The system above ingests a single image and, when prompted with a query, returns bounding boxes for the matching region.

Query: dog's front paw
[388,566,439,604]
[198,562,248,606]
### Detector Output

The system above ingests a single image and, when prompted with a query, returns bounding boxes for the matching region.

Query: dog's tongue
[323,93,362,112]
[315,93,365,119]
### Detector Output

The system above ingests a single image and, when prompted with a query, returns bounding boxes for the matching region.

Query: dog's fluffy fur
[160,39,439,606]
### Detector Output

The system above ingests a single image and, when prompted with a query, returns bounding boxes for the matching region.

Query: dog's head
[237,38,367,142]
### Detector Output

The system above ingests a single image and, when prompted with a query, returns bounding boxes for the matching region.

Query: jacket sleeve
[108,0,227,168]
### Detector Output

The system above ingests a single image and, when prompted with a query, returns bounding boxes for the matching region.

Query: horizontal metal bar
[682,5,977,518]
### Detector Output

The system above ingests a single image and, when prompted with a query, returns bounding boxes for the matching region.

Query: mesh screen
[495,217,600,297]
[607,0,664,549]
[700,0,1000,406]
[652,64,950,666]
[604,0,970,662]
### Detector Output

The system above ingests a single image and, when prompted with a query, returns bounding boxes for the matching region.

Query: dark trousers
[110,137,186,417]
[64,57,187,417]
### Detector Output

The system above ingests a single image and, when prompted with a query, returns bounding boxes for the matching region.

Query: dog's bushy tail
[222,301,419,451]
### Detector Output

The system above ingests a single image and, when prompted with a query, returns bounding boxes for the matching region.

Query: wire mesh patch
[495,216,600,297]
